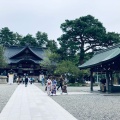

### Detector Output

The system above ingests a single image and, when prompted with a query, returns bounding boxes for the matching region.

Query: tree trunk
[79,47,85,65]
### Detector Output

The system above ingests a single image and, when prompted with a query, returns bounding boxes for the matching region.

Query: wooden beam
[109,71,113,86]
[106,71,110,92]
[90,69,93,91]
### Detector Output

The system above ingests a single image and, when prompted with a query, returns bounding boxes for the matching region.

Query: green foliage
[103,32,120,47]
[14,33,23,45]
[46,40,58,52]
[40,50,60,75]
[84,52,94,62]
[58,15,120,65]
[36,31,48,47]
[67,82,83,86]
[0,27,59,49]
[55,60,80,77]
[49,52,61,63]
[77,69,89,83]
[54,60,89,83]
[0,46,7,68]
[0,27,17,45]
[19,34,36,46]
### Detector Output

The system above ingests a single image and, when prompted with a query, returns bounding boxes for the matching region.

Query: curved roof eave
[79,47,120,69]
[10,58,40,64]
[9,46,42,60]
[29,47,43,60]
[9,46,27,59]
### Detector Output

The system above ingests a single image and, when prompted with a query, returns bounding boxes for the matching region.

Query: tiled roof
[4,46,46,64]
[79,44,120,69]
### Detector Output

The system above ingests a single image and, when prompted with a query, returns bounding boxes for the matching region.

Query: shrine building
[79,44,120,93]
[1,45,47,77]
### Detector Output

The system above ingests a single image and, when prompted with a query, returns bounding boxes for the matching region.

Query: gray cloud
[0,0,120,40]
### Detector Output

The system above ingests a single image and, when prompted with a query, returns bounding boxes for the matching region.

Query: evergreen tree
[58,15,120,65]
[0,45,7,68]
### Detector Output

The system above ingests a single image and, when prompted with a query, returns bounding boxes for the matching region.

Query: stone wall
[0,76,7,84]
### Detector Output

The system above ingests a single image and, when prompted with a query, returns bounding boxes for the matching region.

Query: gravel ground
[1,83,120,120]
[0,84,18,113]
[35,83,120,120]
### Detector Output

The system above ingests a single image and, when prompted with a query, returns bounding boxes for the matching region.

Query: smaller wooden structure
[79,44,120,93]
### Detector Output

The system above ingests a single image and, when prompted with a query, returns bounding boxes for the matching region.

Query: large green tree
[0,45,7,68]
[55,60,80,76]
[40,50,60,75]
[46,40,58,53]
[14,33,23,45]
[58,15,120,65]
[19,34,37,46]
[36,31,48,47]
[0,27,17,45]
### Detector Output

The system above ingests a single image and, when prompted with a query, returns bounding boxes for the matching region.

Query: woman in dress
[51,77,57,96]
[46,77,52,96]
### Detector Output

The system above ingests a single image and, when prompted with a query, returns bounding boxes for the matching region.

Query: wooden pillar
[90,69,93,91]
[109,71,113,86]
[106,71,110,92]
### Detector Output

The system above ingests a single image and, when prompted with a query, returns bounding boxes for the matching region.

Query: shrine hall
[1,45,47,77]
[79,44,120,93]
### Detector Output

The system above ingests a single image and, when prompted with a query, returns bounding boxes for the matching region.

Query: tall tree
[36,31,48,47]
[0,27,16,45]
[46,40,58,52]
[41,50,60,75]
[58,15,120,65]
[55,60,80,77]
[103,32,120,47]
[14,33,23,45]
[19,34,37,46]
[0,45,7,68]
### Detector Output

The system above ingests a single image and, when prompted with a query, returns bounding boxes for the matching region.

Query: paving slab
[0,84,77,120]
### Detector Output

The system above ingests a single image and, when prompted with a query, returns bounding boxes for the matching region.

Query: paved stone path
[0,84,77,120]
[0,84,17,113]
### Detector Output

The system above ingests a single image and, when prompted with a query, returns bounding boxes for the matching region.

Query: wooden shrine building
[79,44,120,93]
[0,45,47,76]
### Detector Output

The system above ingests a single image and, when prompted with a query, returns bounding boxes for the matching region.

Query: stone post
[0,76,7,84]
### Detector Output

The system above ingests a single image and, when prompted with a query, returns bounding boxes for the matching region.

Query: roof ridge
[5,45,47,49]
[94,43,120,55]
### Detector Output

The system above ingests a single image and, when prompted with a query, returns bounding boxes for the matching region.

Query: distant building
[1,45,47,76]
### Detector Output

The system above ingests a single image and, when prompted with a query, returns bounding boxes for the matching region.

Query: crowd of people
[16,76,35,87]
[45,75,68,96]
[14,74,68,94]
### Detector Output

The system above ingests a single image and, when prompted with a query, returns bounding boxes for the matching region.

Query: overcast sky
[0,0,120,41]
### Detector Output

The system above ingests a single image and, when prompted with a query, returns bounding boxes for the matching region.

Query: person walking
[17,76,20,85]
[41,76,45,86]
[46,77,52,96]
[22,76,25,84]
[30,77,33,84]
[25,76,28,87]
[57,76,64,90]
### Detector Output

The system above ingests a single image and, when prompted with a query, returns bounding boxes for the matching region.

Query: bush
[68,82,84,87]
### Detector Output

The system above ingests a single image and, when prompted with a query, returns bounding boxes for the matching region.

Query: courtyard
[0,83,120,120]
